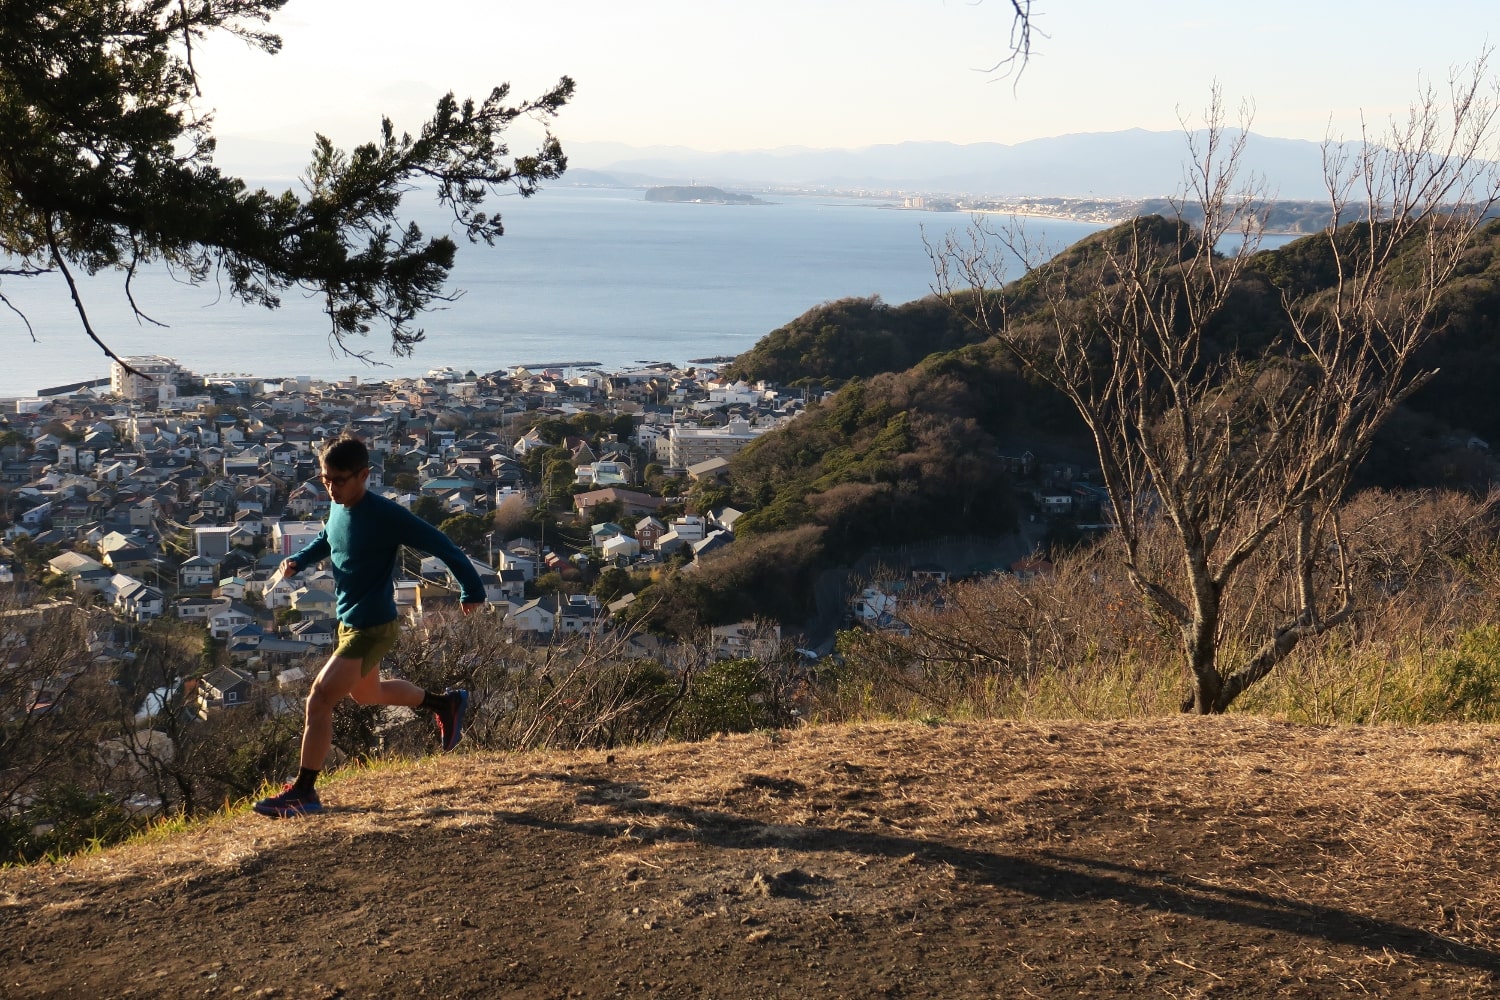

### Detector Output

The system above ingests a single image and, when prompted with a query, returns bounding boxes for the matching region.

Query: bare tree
[932,64,1500,713]
[0,598,138,856]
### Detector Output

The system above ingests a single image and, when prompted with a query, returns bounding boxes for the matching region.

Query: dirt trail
[3,716,1499,998]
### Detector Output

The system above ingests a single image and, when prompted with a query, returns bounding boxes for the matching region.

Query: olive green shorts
[334,619,402,676]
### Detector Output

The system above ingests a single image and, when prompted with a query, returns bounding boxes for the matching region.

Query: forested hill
[626,217,1500,638]
[724,217,1500,490]
[722,295,985,385]
[631,338,1087,635]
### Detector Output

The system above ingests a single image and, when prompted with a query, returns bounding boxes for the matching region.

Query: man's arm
[287,530,331,574]
[395,509,487,606]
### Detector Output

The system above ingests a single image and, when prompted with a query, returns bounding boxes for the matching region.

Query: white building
[497,548,538,582]
[666,417,768,469]
[601,534,640,561]
[193,526,237,559]
[111,356,184,402]
[693,381,763,411]
[711,622,781,661]
[270,520,324,557]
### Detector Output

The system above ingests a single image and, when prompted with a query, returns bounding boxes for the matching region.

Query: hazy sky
[197,0,1495,159]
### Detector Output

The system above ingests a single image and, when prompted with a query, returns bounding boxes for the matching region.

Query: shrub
[1417,625,1500,722]
[669,658,794,741]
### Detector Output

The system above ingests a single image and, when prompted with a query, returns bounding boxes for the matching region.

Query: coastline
[899,204,1309,238]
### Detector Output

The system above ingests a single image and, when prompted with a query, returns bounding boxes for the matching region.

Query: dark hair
[321,435,369,473]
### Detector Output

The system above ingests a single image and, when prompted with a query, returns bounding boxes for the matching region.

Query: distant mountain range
[216,129,1335,201]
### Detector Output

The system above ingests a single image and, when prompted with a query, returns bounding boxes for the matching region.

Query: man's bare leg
[256,654,467,817]
[349,666,467,752]
[299,653,365,772]
[348,665,424,711]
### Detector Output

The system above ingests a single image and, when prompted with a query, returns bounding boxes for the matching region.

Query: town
[0,351,839,681]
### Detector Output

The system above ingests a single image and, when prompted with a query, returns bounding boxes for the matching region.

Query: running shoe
[435,688,469,752]
[253,783,323,818]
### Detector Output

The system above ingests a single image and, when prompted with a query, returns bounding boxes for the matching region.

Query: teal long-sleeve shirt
[289,491,486,628]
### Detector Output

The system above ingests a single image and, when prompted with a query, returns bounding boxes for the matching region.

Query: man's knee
[307,657,363,713]
[305,683,340,715]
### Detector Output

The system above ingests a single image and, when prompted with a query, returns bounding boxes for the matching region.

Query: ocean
[1,187,1285,398]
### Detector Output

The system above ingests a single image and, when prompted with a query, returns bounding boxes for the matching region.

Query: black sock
[419,690,448,714]
[291,767,319,796]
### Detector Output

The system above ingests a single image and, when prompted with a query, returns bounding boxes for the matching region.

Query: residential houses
[711,621,782,661]
[0,352,925,753]
[196,666,252,719]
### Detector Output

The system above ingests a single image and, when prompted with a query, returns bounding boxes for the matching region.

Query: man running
[254,436,486,818]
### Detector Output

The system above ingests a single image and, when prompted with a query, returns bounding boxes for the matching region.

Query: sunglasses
[318,467,367,489]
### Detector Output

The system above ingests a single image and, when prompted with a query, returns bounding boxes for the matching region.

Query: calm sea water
[2,187,1288,398]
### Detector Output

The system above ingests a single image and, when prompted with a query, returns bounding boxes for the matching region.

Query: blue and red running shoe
[253,783,323,818]
[435,689,469,752]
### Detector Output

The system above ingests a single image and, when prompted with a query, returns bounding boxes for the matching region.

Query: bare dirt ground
[4,715,1500,999]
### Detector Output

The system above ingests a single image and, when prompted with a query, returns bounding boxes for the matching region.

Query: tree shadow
[501,773,1500,975]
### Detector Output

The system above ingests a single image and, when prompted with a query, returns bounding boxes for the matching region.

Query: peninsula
[645,185,767,206]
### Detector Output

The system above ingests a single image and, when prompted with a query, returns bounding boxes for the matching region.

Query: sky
[192,0,1498,165]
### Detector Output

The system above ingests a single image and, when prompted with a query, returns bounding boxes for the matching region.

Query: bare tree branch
[978,0,1041,82]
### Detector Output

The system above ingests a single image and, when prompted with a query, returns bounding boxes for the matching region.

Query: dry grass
[4,716,1500,997]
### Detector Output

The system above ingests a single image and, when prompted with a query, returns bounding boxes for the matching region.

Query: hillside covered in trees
[721,295,989,386]
[741,220,1500,429]
[631,217,1500,637]
[730,216,1500,485]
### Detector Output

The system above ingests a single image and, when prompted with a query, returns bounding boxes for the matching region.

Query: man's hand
[268,558,298,589]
